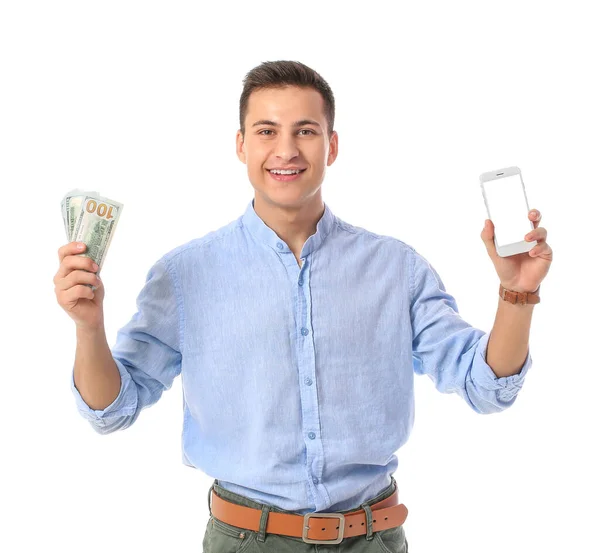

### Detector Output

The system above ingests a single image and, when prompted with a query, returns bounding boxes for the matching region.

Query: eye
[258,129,316,136]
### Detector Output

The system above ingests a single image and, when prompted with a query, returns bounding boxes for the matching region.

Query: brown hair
[239,60,335,139]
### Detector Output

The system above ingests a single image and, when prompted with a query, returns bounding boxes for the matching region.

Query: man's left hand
[481,209,553,293]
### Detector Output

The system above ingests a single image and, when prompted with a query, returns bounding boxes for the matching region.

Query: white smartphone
[479,166,537,257]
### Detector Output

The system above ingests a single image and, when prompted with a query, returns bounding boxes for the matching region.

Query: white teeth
[270,169,302,175]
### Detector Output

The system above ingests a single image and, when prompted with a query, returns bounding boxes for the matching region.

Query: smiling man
[236,82,338,268]
[68,60,545,553]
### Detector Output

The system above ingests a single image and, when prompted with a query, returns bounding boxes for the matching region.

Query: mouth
[266,168,307,182]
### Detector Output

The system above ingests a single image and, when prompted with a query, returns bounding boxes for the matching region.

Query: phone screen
[483,174,531,247]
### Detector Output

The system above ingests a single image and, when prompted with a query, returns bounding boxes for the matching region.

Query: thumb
[481,219,497,258]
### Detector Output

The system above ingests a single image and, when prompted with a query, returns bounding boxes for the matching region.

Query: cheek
[245,147,268,171]
[244,152,269,184]
[311,150,328,173]
[312,143,328,165]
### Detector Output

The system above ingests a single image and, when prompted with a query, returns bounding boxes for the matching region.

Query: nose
[274,132,300,161]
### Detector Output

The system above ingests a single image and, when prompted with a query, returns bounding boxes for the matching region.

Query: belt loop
[360,502,374,541]
[257,504,270,543]
[207,480,216,517]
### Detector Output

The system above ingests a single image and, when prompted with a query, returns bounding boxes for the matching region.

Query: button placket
[294,256,326,507]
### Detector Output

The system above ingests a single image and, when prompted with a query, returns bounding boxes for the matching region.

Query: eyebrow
[251,119,321,128]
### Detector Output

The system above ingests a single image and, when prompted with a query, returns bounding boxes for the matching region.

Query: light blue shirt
[71,198,532,513]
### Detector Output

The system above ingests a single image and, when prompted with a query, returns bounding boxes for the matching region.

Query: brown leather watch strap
[210,486,408,544]
[499,283,540,305]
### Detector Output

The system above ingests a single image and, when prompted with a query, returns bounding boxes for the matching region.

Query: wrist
[76,321,106,338]
[499,283,540,305]
[500,283,540,294]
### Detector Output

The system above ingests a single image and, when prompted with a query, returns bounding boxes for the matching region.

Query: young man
[63,60,552,552]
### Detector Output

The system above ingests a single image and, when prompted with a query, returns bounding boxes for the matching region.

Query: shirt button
[301,328,309,336]
[276,242,283,249]
[304,377,312,386]
[308,432,316,439]
[313,477,319,484]
[298,279,303,286]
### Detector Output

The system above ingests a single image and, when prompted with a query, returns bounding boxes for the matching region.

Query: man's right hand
[54,241,105,330]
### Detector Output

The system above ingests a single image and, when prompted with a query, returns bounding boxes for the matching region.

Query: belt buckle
[302,512,345,544]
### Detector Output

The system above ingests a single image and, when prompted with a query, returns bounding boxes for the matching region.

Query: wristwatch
[499,283,540,305]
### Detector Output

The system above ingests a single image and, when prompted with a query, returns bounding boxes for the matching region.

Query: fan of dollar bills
[60,189,124,287]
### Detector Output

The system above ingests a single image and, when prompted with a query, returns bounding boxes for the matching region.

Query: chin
[255,187,314,207]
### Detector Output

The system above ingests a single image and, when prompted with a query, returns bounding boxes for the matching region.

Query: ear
[236,130,246,164]
[326,130,339,166]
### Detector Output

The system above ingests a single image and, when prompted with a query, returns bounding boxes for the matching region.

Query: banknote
[60,189,100,241]
[61,191,124,290]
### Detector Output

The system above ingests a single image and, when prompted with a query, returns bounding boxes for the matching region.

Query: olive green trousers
[202,477,408,552]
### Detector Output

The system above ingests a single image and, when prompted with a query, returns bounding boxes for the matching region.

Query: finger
[61,284,95,303]
[55,251,98,281]
[530,243,552,257]
[525,227,547,243]
[58,241,86,264]
[529,209,541,229]
[56,269,100,292]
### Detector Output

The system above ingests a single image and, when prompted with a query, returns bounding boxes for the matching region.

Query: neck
[253,193,325,256]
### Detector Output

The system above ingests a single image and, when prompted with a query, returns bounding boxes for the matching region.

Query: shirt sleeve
[70,255,183,433]
[409,247,532,414]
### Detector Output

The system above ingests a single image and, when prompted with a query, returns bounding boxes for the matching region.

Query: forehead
[246,86,326,124]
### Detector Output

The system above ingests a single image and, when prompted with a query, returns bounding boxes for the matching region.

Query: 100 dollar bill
[61,188,100,241]
[69,193,124,290]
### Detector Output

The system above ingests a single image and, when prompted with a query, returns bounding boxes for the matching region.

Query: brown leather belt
[210,487,409,545]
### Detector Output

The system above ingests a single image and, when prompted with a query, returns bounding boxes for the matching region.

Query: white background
[1,1,597,552]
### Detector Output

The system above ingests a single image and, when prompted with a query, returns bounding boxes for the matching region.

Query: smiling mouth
[266,169,307,174]
[266,168,307,182]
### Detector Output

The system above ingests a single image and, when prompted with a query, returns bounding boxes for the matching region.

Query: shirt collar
[241,198,336,258]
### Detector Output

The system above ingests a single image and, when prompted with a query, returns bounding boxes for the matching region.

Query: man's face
[236,86,338,209]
